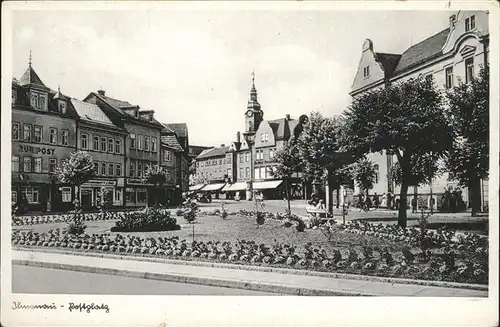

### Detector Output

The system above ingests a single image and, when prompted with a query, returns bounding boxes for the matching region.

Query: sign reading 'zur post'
[18,144,56,155]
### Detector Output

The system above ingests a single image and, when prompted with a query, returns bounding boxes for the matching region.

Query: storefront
[222,182,248,200]
[79,179,119,210]
[125,178,153,207]
[253,180,283,200]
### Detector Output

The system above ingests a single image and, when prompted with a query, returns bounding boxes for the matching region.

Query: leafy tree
[344,158,376,196]
[343,77,452,227]
[269,141,300,216]
[296,112,352,213]
[143,165,168,206]
[445,66,489,216]
[56,150,96,206]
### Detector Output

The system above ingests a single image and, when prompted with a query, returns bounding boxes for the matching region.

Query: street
[12,265,281,295]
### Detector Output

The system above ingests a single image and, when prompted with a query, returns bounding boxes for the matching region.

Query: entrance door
[81,189,92,210]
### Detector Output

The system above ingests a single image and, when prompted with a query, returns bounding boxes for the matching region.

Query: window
[93,136,99,150]
[137,188,147,203]
[226,168,232,177]
[130,161,136,177]
[61,130,69,146]
[81,133,88,149]
[30,92,47,111]
[108,138,114,153]
[363,66,370,78]
[254,168,260,179]
[100,137,106,152]
[94,162,99,175]
[465,57,474,84]
[12,123,20,140]
[260,133,264,142]
[108,163,114,176]
[465,15,475,32]
[138,162,143,177]
[34,157,42,173]
[115,189,122,202]
[246,152,250,162]
[58,100,67,114]
[61,187,71,202]
[12,191,17,204]
[23,157,32,172]
[49,158,57,173]
[144,136,150,151]
[12,156,19,172]
[23,187,40,203]
[239,154,243,163]
[164,150,172,162]
[12,90,17,104]
[23,124,32,141]
[138,135,143,150]
[151,137,157,152]
[264,133,268,142]
[269,148,275,159]
[166,170,172,181]
[115,139,121,154]
[240,168,244,178]
[130,133,136,149]
[260,167,266,179]
[116,163,122,177]
[246,167,250,178]
[49,128,58,145]
[218,159,222,165]
[445,66,454,89]
[101,162,106,176]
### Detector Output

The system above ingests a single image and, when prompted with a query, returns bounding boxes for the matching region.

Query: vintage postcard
[1,1,498,326]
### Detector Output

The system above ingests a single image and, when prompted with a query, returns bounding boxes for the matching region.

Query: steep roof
[19,66,47,88]
[196,146,229,159]
[161,135,184,152]
[268,118,296,140]
[165,123,188,137]
[375,53,402,76]
[393,28,450,75]
[71,99,115,126]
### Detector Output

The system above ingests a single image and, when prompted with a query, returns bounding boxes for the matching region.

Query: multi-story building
[350,10,489,210]
[11,62,79,213]
[71,99,128,210]
[83,91,163,207]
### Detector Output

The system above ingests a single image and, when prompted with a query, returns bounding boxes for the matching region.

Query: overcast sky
[13,9,453,146]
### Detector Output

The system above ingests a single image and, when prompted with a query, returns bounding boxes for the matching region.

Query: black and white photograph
[1,2,498,326]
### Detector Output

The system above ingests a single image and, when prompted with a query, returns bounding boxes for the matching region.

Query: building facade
[350,10,490,210]
[11,64,79,213]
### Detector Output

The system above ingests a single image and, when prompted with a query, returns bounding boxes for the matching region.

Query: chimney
[220,144,225,147]
[236,132,241,143]
[97,89,105,96]
[285,114,291,120]
[449,14,457,29]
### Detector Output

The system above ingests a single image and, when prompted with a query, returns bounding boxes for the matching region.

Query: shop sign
[82,180,116,187]
[18,144,56,155]
[127,178,153,186]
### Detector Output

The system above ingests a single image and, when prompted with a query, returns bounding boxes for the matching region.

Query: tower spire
[251,70,255,86]
[29,50,32,67]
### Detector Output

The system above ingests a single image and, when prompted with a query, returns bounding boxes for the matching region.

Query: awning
[253,180,283,190]
[201,183,226,192]
[189,184,205,191]
[222,182,247,192]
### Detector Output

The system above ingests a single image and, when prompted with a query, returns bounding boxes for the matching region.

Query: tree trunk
[398,179,409,228]
[285,179,291,216]
[470,176,481,217]
[326,169,334,214]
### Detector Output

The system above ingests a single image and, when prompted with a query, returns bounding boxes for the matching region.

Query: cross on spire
[29,50,32,67]
[251,71,255,85]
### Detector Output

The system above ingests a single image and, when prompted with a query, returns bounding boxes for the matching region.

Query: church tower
[244,72,263,138]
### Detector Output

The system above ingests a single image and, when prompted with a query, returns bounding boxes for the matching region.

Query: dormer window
[58,100,67,114]
[465,15,475,32]
[363,66,370,78]
[30,91,47,111]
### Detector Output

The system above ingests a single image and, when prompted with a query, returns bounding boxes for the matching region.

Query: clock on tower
[245,72,263,133]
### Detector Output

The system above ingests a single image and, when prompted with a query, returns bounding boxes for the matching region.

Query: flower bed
[12,227,488,285]
[110,207,180,232]
[12,211,133,226]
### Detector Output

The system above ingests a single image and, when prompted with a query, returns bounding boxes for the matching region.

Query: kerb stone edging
[12,246,488,292]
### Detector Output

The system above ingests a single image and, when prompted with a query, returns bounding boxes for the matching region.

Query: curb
[13,259,374,296]
[12,246,488,291]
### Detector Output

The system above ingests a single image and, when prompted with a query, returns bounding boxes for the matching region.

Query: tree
[344,158,376,196]
[56,150,96,207]
[143,165,168,206]
[343,77,452,228]
[445,66,489,216]
[296,112,352,213]
[270,141,300,216]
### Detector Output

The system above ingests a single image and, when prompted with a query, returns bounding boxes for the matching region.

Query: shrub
[110,206,180,232]
[183,199,199,223]
[65,209,87,236]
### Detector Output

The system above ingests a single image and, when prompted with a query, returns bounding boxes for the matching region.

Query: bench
[305,207,347,222]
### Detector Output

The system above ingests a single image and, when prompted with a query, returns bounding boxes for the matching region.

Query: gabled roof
[393,28,450,75]
[268,118,296,140]
[165,123,188,138]
[375,52,402,76]
[19,66,47,88]
[161,135,184,152]
[71,99,115,126]
[196,146,229,159]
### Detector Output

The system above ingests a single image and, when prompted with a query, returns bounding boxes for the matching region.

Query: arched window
[374,164,379,184]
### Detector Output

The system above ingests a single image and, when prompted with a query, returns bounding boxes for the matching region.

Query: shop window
[12,122,20,140]
[130,133,136,149]
[125,188,135,204]
[49,158,57,173]
[61,187,72,203]
[115,189,122,202]
[23,157,32,172]
[100,137,106,152]
[23,187,40,203]
[24,124,32,141]
[34,157,42,173]
[137,188,147,203]
[61,130,69,146]
[93,136,99,150]
[115,139,121,154]
[50,128,58,145]
[108,139,114,153]
[12,156,20,172]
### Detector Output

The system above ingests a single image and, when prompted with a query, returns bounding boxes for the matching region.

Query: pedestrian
[411,198,417,213]
[387,192,393,210]
[381,193,387,208]
[373,192,379,209]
